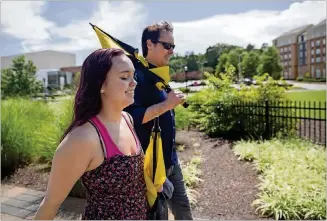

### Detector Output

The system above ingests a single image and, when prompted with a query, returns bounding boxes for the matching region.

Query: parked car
[243,78,253,85]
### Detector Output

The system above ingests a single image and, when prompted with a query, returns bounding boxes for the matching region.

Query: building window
[316,48,321,54]
[323,68,326,78]
[311,57,315,63]
[300,44,303,50]
[311,50,314,55]
[311,41,314,47]
[323,39,326,45]
[316,67,321,78]
[323,56,326,62]
[316,57,321,63]
[311,66,315,75]
[48,75,58,86]
[323,47,326,53]
[316,40,320,47]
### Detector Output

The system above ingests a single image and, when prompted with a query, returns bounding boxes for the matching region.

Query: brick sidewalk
[0,185,201,220]
[1,185,85,220]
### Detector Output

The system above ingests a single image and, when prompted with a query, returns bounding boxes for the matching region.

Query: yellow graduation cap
[90,23,167,208]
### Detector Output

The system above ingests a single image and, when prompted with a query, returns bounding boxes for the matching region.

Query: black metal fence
[199,100,326,146]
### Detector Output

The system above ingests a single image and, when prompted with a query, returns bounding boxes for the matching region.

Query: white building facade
[1,50,76,89]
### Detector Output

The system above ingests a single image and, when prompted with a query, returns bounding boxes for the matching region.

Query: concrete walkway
[285,80,326,90]
[1,185,84,220]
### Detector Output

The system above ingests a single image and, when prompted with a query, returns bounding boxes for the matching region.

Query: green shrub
[304,72,311,78]
[1,97,74,178]
[179,87,191,94]
[181,156,203,205]
[36,98,74,162]
[1,98,56,178]
[302,77,326,83]
[189,65,241,136]
[233,138,326,220]
[174,104,196,130]
[188,66,296,140]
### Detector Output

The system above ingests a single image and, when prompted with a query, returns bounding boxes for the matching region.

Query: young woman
[34,48,149,220]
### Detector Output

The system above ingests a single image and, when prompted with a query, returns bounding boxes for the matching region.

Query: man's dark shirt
[124,63,177,168]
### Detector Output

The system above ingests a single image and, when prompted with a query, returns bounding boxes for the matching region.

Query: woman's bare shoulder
[57,122,100,155]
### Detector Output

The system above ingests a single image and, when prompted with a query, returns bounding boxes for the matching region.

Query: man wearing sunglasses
[124,21,193,220]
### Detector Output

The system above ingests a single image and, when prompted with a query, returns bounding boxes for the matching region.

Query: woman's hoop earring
[100,89,105,93]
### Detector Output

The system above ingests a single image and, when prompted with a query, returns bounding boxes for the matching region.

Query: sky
[1,0,326,66]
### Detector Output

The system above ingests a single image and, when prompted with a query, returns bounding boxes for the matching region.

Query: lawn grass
[286,90,326,103]
[285,90,326,119]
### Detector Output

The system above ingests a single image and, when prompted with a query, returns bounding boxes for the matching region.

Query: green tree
[241,51,261,78]
[1,55,43,98]
[169,54,186,74]
[73,72,81,90]
[215,53,228,75]
[185,52,199,72]
[204,43,241,69]
[256,46,283,79]
[216,48,245,78]
[226,50,240,71]
[245,44,255,51]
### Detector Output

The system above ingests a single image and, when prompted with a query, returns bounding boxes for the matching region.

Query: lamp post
[43,78,46,100]
[184,66,188,95]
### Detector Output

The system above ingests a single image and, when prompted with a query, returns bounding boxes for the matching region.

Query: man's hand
[164,90,185,110]
[142,89,185,124]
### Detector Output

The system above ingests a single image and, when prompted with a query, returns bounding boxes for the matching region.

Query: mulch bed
[176,130,269,220]
[3,130,270,220]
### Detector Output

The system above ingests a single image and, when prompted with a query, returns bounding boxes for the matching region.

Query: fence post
[265,100,270,139]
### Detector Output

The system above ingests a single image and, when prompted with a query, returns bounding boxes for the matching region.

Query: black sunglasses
[152,40,175,50]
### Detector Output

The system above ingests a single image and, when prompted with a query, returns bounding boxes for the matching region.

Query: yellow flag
[143,131,166,208]
[90,23,170,89]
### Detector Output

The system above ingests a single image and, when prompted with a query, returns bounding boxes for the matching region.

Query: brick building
[273,19,326,80]
[306,19,326,79]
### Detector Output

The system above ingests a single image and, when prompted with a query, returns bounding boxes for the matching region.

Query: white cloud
[1,1,55,44]
[1,1,147,53]
[1,0,326,61]
[173,1,326,55]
